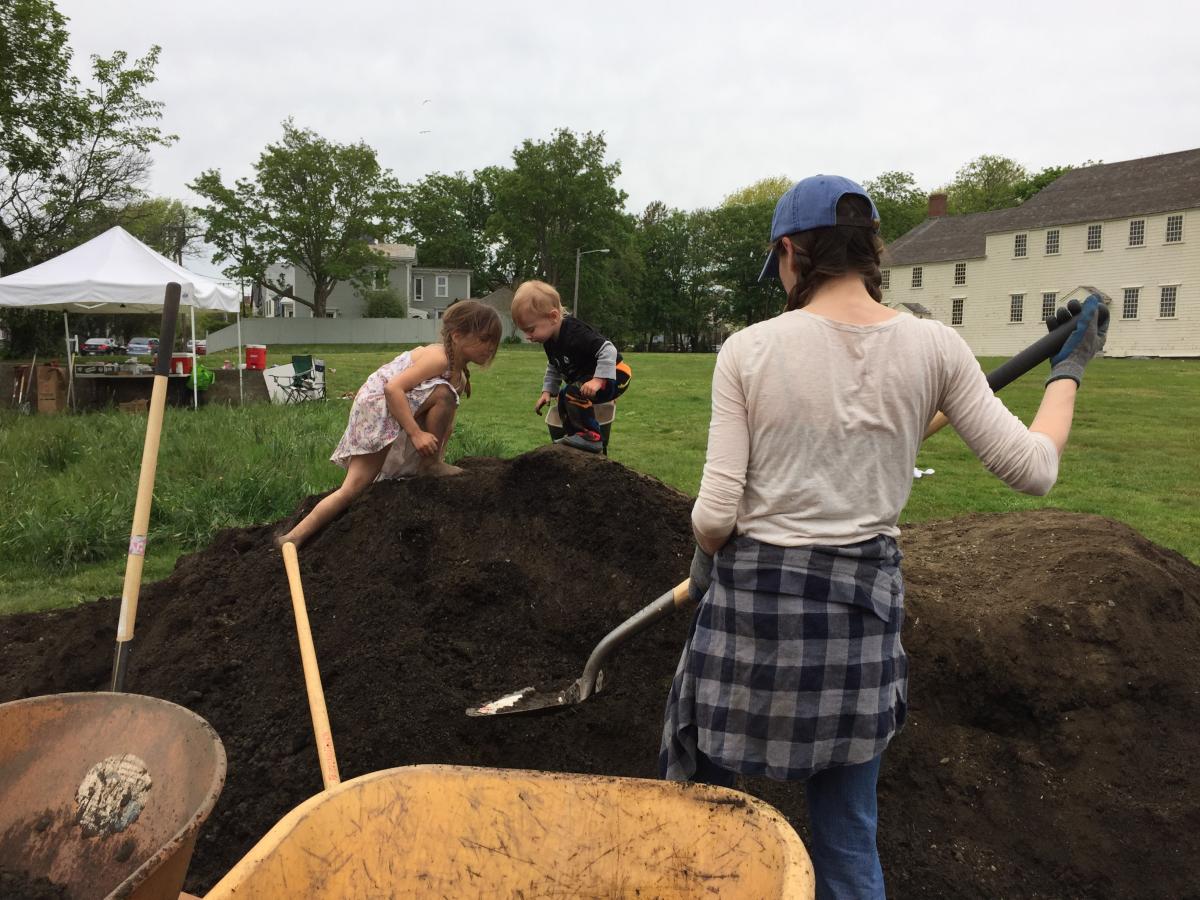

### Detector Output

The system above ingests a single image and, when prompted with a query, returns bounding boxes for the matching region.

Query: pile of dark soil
[2,446,1198,898]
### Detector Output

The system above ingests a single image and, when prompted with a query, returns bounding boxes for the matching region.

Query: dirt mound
[1,447,1198,898]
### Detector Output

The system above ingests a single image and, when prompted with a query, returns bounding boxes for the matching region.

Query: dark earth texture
[1,446,1197,898]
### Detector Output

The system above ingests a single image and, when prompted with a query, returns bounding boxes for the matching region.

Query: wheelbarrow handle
[577,579,691,701]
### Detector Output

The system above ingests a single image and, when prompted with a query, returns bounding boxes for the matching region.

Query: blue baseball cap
[758,175,881,281]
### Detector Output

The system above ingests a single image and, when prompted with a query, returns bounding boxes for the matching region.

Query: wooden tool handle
[672,579,692,608]
[111,283,181,691]
[282,541,341,790]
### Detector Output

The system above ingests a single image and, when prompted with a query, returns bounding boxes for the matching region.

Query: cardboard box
[36,366,67,414]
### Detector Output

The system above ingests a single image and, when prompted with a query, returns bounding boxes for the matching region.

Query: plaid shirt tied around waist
[660,534,907,783]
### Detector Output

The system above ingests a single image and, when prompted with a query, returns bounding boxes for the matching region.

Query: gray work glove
[1046,295,1109,386]
[688,545,714,603]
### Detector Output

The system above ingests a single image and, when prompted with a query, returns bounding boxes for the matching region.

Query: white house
[883,148,1200,357]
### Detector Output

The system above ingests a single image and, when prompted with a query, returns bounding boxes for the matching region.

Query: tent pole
[237,309,244,405]
[63,312,75,411]
[190,305,198,410]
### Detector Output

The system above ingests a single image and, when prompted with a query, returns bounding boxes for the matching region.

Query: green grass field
[1,346,1196,616]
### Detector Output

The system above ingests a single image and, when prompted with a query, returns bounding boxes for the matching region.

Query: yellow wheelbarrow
[0,692,226,900]
[203,764,813,898]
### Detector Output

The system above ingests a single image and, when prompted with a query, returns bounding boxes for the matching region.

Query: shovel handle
[282,541,341,790]
[923,300,1100,441]
[577,579,691,701]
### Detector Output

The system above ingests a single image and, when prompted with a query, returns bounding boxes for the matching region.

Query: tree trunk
[312,282,331,319]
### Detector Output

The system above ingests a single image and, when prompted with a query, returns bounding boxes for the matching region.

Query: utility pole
[572,247,610,317]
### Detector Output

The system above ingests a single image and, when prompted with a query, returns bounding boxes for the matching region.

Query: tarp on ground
[0,226,240,313]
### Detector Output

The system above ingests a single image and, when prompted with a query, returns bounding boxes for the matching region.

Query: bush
[362,287,407,318]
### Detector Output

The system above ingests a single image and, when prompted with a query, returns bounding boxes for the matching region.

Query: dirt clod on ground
[1,446,1197,899]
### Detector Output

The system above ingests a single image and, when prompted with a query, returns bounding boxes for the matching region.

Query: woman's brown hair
[440,299,502,398]
[779,195,886,311]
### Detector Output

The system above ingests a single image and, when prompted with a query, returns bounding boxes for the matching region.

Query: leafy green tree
[722,176,791,208]
[70,197,204,262]
[944,154,1029,214]
[0,0,84,179]
[396,171,492,285]
[191,121,403,318]
[485,128,628,288]
[1011,164,1077,204]
[863,170,928,242]
[705,199,780,327]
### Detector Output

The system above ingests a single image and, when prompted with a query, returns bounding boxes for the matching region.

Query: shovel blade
[465,680,583,717]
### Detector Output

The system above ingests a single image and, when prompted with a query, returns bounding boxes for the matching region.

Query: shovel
[469,298,1105,718]
[466,579,692,716]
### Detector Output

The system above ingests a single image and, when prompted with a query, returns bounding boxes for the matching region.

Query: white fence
[205,315,514,352]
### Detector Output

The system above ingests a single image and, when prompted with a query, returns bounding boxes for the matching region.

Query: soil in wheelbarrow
[2,445,1199,899]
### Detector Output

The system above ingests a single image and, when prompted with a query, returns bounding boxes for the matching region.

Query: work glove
[1046,295,1109,387]
[688,545,715,603]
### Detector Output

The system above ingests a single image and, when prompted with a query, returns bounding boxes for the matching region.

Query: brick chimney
[928,193,948,218]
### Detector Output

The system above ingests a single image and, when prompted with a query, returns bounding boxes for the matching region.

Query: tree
[191,121,403,319]
[705,199,780,327]
[396,171,492,285]
[1012,164,1078,204]
[0,0,84,179]
[721,176,791,208]
[944,155,1029,214]
[70,196,204,262]
[863,170,928,242]
[485,128,629,288]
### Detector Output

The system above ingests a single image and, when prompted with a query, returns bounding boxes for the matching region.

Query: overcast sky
[54,0,1200,274]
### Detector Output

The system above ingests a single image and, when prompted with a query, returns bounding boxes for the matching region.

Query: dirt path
[1,446,1197,898]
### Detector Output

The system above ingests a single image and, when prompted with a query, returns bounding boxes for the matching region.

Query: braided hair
[780,195,885,311]
[439,300,502,399]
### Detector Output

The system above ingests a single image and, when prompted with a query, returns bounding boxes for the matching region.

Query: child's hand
[535,391,552,415]
[580,377,605,399]
[411,430,440,457]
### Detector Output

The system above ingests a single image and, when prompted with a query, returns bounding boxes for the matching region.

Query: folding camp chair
[268,355,325,404]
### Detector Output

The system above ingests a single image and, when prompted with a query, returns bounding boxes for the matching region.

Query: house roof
[1000,147,1200,231]
[474,286,513,315]
[884,208,1018,266]
[369,243,417,261]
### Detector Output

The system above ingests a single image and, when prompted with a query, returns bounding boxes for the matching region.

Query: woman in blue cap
[660,175,1106,898]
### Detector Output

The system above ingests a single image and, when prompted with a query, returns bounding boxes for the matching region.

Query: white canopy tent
[0,226,244,408]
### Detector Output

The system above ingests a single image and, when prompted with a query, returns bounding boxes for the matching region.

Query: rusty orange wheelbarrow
[0,692,226,900]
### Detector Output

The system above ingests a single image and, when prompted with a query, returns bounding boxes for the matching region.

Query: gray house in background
[266,243,472,320]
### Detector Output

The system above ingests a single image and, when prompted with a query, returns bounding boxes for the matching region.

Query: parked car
[185,339,207,355]
[80,337,123,355]
[125,337,160,356]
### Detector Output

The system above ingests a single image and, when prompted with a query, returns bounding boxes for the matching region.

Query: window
[413,277,423,302]
[881,269,890,290]
[1122,288,1140,319]
[1166,214,1184,243]
[370,268,389,289]
[282,300,296,319]
[325,308,340,319]
[1045,229,1060,255]
[953,262,966,285]
[1014,234,1027,258]
[1009,294,1024,323]
[1160,285,1178,318]
[435,275,449,298]
[1128,219,1145,247]
[1041,292,1057,321]
[911,266,923,288]
[951,297,965,326]
[1086,224,1102,251]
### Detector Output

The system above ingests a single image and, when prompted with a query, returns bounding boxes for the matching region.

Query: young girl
[276,300,503,549]
[660,176,1106,899]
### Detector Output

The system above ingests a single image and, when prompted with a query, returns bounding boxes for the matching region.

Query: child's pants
[558,361,631,437]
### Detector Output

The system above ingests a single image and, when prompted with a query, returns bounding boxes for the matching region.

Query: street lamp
[572,247,610,317]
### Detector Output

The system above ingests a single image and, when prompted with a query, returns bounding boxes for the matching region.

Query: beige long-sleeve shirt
[692,309,1059,548]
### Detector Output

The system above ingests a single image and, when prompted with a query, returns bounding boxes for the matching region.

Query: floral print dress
[330,350,458,479]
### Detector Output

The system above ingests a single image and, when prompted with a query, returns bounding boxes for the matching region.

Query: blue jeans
[693,751,884,900]
[805,755,885,900]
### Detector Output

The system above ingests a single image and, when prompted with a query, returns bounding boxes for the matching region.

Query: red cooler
[171,353,193,375]
[246,345,267,370]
